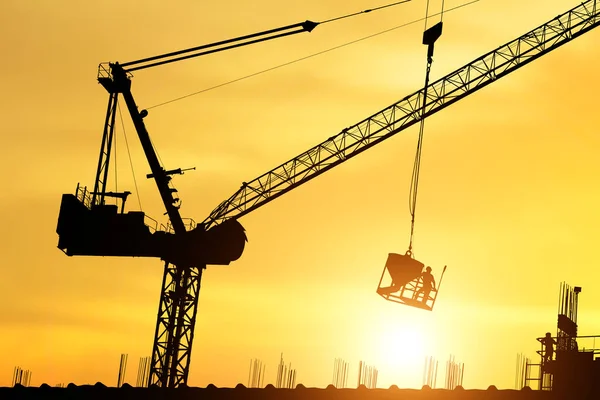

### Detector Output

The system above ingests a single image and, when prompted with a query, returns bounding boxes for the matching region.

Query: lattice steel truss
[91,90,118,207]
[97,63,197,388]
[149,262,203,387]
[204,0,600,229]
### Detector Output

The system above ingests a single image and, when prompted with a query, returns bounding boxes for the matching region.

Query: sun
[372,321,432,386]
[379,324,427,363]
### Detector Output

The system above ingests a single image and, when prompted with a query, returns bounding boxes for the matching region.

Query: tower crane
[56,0,600,388]
[57,20,319,389]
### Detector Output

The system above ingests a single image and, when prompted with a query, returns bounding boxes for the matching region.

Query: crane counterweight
[56,189,247,265]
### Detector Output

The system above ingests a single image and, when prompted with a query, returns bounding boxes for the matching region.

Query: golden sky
[1,0,600,389]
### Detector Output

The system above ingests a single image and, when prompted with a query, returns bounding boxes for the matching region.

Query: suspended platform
[376,252,446,311]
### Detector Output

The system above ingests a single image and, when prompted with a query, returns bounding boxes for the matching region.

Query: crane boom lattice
[204,0,600,229]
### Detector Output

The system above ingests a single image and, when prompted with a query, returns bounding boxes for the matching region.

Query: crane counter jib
[98,0,412,74]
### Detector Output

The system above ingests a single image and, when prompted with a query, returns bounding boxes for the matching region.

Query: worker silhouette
[414,266,436,303]
[542,332,556,363]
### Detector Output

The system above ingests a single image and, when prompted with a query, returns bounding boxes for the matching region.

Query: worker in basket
[413,266,436,303]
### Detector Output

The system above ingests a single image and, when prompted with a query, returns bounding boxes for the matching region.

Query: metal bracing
[89,19,321,388]
[148,262,203,387]
[96,63,202,388]
[119,88,201,387]
[91,92,118,207]
[203,0,600,229]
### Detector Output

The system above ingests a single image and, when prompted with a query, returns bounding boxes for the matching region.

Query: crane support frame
[91,92,118,207]
[116,67,200,388]
[149,262,203,387]
[84,18,320,388]
[96,63,202,388]
[203,0,600,229]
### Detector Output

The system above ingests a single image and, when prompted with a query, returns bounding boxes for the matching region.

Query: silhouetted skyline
[1,0,600,389]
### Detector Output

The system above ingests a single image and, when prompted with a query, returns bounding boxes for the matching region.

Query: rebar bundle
[12,366,32,387]
[515,353,531,389]
[117,354,128,387]
[332,358,349,388]
[275,353,297,388]
[136,356,151,387]
[248,358,266,388]
[444,355,464,389]
[423,356,438,388]
[357,360,378,388]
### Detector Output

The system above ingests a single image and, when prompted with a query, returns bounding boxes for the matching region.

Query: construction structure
[422,355,464,389]
[522,283,600,396]
[136,356,151,388]
[12,367,32,387]
[248,359,266,388]
[443,355,464,390]
[357,361,378,389]
[275,354,297,389]
[55,0,600,388]
[423,356,438,388]
[515,353,530,390]
[332,358,349,388]
[117,354,128,388]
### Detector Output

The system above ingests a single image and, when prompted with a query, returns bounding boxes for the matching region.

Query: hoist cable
[321,0,411,24]
[407,59,432,253]
[441,0,446,21]
[407,0,444,254]
[424,0,431,30]
[114,107,118,194]
[117,102,144,211]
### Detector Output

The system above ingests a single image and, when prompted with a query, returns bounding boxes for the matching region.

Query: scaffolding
[524,283,600,392]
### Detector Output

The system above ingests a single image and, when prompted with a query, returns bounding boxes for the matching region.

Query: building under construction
[519,283,600,397]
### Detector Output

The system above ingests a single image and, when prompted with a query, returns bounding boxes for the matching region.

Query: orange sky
[1,0,600,390]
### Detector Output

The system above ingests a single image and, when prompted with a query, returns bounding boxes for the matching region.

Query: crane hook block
[422,22,443,46]
[376,252,445,311]
[423,22,443,62]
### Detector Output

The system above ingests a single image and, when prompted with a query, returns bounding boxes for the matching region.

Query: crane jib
[203,0,600,229]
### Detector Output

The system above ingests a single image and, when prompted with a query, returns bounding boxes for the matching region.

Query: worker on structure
[542,332,556,363]
[414,266,436,303]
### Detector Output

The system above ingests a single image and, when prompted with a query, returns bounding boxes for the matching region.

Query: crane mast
[204,0,600,229]
[106,64,193,386]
